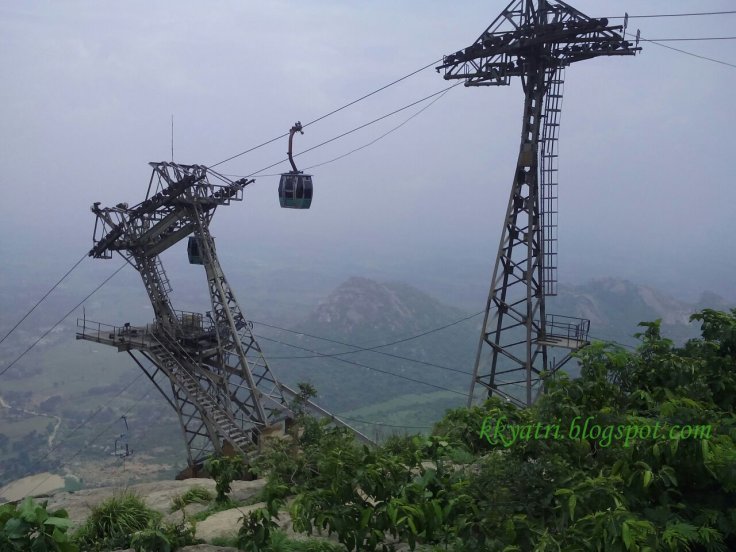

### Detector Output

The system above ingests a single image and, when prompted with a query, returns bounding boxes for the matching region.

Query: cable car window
[296,178,304,199]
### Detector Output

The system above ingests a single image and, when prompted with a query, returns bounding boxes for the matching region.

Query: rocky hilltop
[551,277,731,345]
[304,276,468,341]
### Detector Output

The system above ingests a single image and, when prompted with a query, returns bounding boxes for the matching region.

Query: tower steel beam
[437,0,640,406]
[78,162,371,472]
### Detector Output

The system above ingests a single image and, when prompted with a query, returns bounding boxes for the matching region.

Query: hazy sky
[1,0,735,325]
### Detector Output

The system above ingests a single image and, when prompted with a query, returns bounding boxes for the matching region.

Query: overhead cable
[25,384,154,498]
[0,253,88,346]
[257,309,482,363]
[255,333,471,397]
[628,32,736,69]
[223,86,453,179]
[244,82,464,178]
[340,415,434,430]
[21,372,146,479]
[209,58,442,169]
[0,262,128,379]
[607,10,736,19]
[642,36,736,42]
[303,88,452,171]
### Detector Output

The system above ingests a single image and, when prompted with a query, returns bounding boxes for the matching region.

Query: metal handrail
[76,318,154,349]
[544,313,590,341]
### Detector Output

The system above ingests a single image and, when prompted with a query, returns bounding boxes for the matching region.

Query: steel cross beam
[438,0,640,406]
[80,163,327,471]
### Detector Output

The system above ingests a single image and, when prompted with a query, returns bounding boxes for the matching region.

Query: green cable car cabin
[278,172,313,209]
[187,236,203,265]
[278,121,313,209]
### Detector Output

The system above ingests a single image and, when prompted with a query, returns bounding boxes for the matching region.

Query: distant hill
[304,276,469,341]
[273,276,733,432]
[549,277,732,346]
[267,277,477,413]
[2,273,731,490]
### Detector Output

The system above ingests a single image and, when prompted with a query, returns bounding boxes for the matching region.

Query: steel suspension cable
[244,82,464,178]
[208,58,442,169]
[0,253,88,346]
[255,333,470,397]
[256,312,482,377]
[0,262,128,379]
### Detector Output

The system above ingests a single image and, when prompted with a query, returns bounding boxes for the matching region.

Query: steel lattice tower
[77,162,370,473]
[437,0,640,406]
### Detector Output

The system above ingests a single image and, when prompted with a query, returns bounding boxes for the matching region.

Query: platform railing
[77,313,217,348]
[76,318,153,348]
[544,313,590,343]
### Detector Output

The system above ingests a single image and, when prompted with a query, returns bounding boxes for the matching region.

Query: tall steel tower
[77,162,369,473]
[437,0,640,406]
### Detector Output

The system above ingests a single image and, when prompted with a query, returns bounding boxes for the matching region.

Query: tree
[272,309,736,551]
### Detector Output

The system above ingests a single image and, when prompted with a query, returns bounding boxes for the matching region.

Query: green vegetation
[0,496,77,552]
[73,492,154,550]
[129,520,198,552]
[205,454,247,503]
[238,505,281,551]
[189,498,240,522]
[73,491,199,551]
[338,391,465,441]
[170,485,214,512]
[255,308,736,551]
[212,530,345,551]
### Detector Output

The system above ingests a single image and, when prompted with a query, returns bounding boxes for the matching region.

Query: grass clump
[170,485,214,512]
[74,491,201,551]
[74,491,156,551]
[189,498,240,522]
[226,528,344,551]
[131,520,200,551]
[211,534,240,547]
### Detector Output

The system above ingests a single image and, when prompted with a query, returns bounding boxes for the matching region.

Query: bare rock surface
[164,501,209,524]
[43,478,265,529]
[194,502,266,542]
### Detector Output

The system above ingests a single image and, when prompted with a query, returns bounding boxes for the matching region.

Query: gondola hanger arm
[287,121,304,173]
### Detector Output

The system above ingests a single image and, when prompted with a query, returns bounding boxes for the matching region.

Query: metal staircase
[153,256,173,293]
[147,334,253,453]
[81,162,375,472]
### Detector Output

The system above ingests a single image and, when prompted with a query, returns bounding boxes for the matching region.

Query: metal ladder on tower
[153,256,173,293]
[540,66,564,297]
[147,334,253,452]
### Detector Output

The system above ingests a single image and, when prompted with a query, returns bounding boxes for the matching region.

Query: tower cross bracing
[437,0,640,406]
[78,162,371,472]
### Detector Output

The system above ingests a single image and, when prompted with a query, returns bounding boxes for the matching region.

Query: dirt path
[0,394,62,449]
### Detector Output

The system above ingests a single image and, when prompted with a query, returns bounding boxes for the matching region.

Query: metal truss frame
[437,0,640,406]
[79,162,371,470]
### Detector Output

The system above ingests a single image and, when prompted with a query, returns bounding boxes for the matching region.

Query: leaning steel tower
[77,162,368,473]
[437,0,640,406]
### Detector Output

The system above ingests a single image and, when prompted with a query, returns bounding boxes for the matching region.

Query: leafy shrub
[276,310,736,551]
[0,496,77,552]
[131,520,198,552]
[238,507,280,552]
[205,454,246,503]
